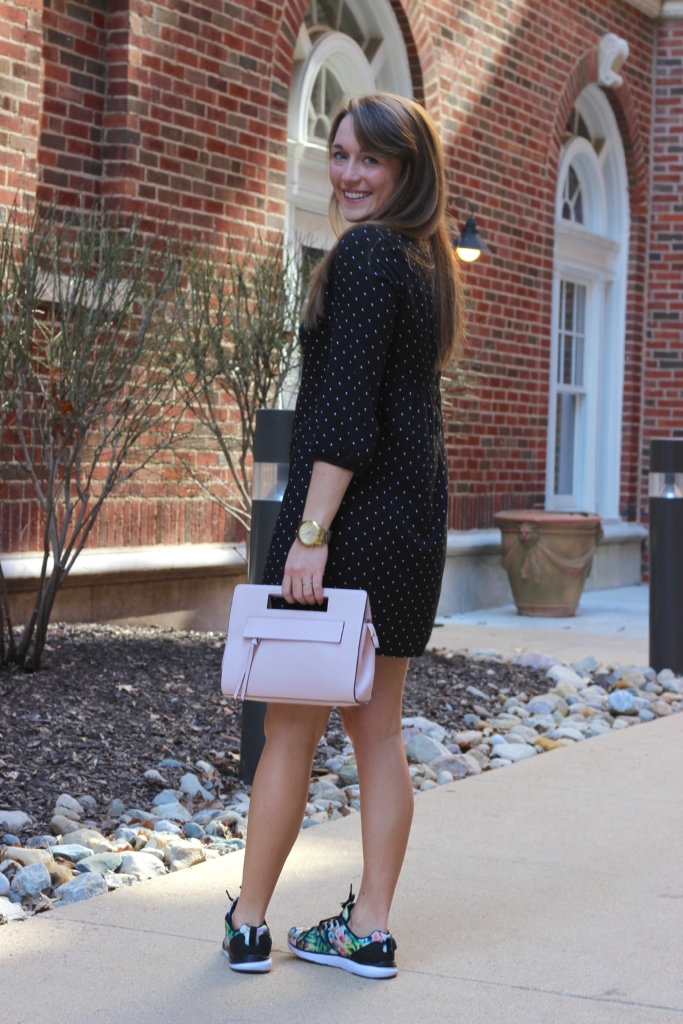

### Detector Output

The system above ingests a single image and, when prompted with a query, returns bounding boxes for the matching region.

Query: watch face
[298,521,319,545]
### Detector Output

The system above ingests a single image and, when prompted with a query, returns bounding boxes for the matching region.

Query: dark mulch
[0,624,546,836]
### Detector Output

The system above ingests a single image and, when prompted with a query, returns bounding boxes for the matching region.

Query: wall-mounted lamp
[450,196,490,263]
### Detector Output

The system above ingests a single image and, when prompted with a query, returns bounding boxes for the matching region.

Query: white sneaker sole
[222,947,272,973]
[287,940,397,979]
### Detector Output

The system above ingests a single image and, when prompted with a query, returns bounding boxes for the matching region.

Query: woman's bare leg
[232,701,330,928]
[340,655,412,936]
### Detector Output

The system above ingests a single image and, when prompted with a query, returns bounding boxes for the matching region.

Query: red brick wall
[0,0,663,557]
[430,0,654,529]
[0,0,41,208]
[640,14,683,521]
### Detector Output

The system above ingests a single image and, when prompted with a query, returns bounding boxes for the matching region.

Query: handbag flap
[242,616,344,644]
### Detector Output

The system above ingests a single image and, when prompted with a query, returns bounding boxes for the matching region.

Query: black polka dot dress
[262,224,448,657]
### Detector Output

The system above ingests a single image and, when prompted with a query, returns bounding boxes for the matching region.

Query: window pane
[554,393,576,496]
[562,334,573,385]
[563,281,575,332]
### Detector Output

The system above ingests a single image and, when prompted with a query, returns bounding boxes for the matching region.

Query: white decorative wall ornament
[598,34,630,89]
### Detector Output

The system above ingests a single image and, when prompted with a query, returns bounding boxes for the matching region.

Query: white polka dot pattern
[262,224,448,657]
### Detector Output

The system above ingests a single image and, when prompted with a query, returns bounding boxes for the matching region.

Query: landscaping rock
[0,811,31,833]
[608,691,636,715]
[50,864,74,888]
[119,852,167,881]
[162,840,206,872]
[651,700,673,717]
[54,794,84,817]
[11,862,51,901]
[488,743,536,762]
[49,844,93,863]
[76,853,123,876]
[5,847,55,870]
[149,800,191,823]
[426,755,469,779]
[337,764,359,785]
[55,872,108,904]
[404,733,450,763]
[526,698,556,716]
[57,828,106,848]
[107,799,126,817]
[0,896,27,923]
[534,736,564,751]
[0,874,9,897]
[178,773,214,802]
[50,815,82,837]
[513,651,559,670]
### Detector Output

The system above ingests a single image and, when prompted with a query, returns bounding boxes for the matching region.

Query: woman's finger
[312,571,324,605]
[282,570,293,604]
[291,575,305,605]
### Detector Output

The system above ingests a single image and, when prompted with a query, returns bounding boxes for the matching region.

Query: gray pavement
[2,711,681,1022]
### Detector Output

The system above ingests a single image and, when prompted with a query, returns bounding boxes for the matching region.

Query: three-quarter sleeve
[312,228,401,476]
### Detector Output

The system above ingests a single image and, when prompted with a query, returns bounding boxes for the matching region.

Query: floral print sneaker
[222,893,272,973]
[287,886,397,979]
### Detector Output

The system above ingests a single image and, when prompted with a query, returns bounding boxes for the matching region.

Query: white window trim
[546,86,630,521]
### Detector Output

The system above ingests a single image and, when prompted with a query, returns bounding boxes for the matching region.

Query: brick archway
[265,0,439,231]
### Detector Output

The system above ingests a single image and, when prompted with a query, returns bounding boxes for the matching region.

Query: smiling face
[329,114,404,223]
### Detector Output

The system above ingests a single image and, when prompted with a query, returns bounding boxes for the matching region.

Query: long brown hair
[303,92,465,369]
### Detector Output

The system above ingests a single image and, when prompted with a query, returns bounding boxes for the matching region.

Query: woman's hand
[282,540,328,605]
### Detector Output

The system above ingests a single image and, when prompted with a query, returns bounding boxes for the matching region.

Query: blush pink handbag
[221,584,379,706]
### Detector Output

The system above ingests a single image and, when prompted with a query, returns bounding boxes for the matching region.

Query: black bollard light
[239,408,295,783]
[649,438,683,675]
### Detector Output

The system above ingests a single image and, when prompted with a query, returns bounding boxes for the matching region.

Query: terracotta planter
[495,510,603,617]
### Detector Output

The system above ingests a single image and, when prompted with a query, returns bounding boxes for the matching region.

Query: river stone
[436,770,454,785]
[427,755,470,779]
[572,655,599,674]
[0,895,27,923]
[401,716,447,742]
[651,700,673,716]
[0,873,9,897]
[508,724,540,744]
[0,811,31,834]
[534,736,564,751]
[489,742,536,762]
[514,651,559,670]
[451,730,483,749]
[5,847,55,870]
[55,794,84,817]
[405,733,451,763]
[620,668,647,688]
[153,819,183,835]
[553,727,586,742]
[119,852,167,881]
[11,862,51,900]
[639,709,655,721]
[50,814,82,837]
[587,719,612,736]
[107,799,126,817]
[50,864,74,888]
[49,844,94,863]
[103,871,138,890]
[661,677,683,695]
[547,664,584,688]
[150,801,192,823]
[465,747,490,768]
[57,828,106,849]
[178,773,214,802]
[76,853,123,876]
[162,840,206,872]
[183,822,205,840]
[608,690,636,715]
[337,764,359,785]
[55,871,108,904]
[525,698,555,716]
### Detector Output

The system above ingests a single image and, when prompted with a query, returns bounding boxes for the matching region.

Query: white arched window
[287,0,413,254]
[546,85,629,520]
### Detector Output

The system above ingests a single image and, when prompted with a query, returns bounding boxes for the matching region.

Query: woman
[223,92,464,979]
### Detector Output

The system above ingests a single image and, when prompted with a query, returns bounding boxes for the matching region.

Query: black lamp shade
[453,215,491,255]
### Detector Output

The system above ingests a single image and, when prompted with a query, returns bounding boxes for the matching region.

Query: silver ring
[303,581,313,589]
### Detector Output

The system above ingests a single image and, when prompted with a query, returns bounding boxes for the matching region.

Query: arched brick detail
[547,53,649,524]
[264,0,438,231]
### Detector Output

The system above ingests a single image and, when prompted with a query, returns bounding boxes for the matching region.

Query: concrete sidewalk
[430,585,650,666]
[1,714,681,1022]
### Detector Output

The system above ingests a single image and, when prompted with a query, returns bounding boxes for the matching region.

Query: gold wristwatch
[297,520,332,546]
